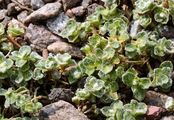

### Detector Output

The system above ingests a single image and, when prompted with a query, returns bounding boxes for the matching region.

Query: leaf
[138,78,151,89]
[139,14,152,28]
[122,72,135,87]
[131,87,146,101]
[154,7,169,24]
[33,68,44,80]
[99,61,114,74]
[19,45,32,57]
[85,76,105,92]
[124,100,147,116]
[0,23,5,37]
[7,26,24,37]
[160,61,173,70]
[135,0,155,14]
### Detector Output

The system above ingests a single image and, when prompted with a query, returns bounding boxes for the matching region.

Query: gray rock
[31,0,45,10]
[25,24,60,51]
[17,10,28,23]
[47,41,84,58]
[145,91,174,110]
[82,0,92,8]
[7,3,19,15]
[161,116,174,120]
[159,25,174,39]
[46,12,69,35]
[0,9,7,21]
[47,40,83,58]
[24,2,62,24]
[39,100,89,120]
[71,6,86,17]
[48,88,74,102]
[16,0,31,6]
[62,0,81,10]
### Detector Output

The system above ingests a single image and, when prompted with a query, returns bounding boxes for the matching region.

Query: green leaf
[85,76,105,92]
[135,0,155,14]
[7,26,24,37]
[19,45,32,57]
[124,100,147,116]
[154,7,169,24]
[99,61,113,74]
[33,68,44,80]
[131,86,146,101]
[139,14,152,28]
[160,61,173,70]
[138,78,151,89]
[122,72,135,87]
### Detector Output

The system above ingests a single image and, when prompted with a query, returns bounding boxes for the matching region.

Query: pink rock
[146,106,166,120]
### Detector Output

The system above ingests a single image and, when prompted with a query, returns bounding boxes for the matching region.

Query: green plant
[122,68,151,101]
[101,100,147,120]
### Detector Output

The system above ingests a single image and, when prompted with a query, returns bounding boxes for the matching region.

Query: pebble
[47,41,84,58]
[62,0,81,10]
[39,100,89,120]
[31,0,45,10]
[46,12,69,35]
[24,2,62,24]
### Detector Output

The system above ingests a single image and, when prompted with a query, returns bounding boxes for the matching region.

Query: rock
[43,0,56,3]
[146,106,166,120]
[16,0,31,6]
[65,9,75,18]
[161,116,174,120]
[47,41,84,58]
[0,9,7,21]
[71,6,86,17]
[24,2,62,24]
[145,91,174,110]
[87,3,101,16]
[46,12,69,35]
[39,100,89,120]
[31,0,45,10]
[159,25,174,39]
[82,0,92,8]
[62,0,81,10]
[129,20,141,38]
[17,10,28,23]
[7,3,19,15]
[25,24,60,51]
[48,88,74,102]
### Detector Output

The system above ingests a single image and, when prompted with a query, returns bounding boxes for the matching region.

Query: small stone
[47,41,84,58]
[0,9,7,21]
[24,2,62,24]
[146,106,166,120]
[7,3,19,15]
[82,0,92,8]
[71,6,86,17]
[25,24,60,51]
[65,9,75,18]
[31,0,45,10]
[145,91,174,110]
[48,88,74,102]
[159,25,174,39]
[39,100,89,120]
[161,116,174,120]
[46,12,69,35]
[17,10,28,23]
[62,0,81,10]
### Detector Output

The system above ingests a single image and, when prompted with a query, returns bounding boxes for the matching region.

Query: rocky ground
[1,0,174,120]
